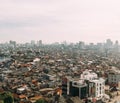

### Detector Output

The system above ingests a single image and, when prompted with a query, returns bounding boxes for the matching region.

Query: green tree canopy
[35,99,45,103]
[0,92,14,103]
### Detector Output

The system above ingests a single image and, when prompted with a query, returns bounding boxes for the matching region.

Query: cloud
[0,0,120,43]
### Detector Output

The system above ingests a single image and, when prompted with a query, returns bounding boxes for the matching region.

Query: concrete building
[62,77,88,99]
[37,40,42,47]
[80,70,105,100]
[108,68,120,86]
[88,78,105,99]
[62,70,105,100]
[80,69,98,80]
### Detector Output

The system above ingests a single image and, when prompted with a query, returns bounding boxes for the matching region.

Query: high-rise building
[105,39,113,48]
[37,40,42,47]
[9,40,16,48]
[78,41,85,49]
[31,40,35,46]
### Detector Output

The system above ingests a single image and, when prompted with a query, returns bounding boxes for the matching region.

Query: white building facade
[80,70,98,80]
[80,69,105,99]
[91,78,105,99]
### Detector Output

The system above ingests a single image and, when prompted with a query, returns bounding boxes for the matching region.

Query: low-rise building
[108,68,120,86]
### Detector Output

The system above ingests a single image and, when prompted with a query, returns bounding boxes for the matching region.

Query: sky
[0,0,120,44]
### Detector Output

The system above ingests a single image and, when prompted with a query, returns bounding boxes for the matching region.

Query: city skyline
[0,0,120,43]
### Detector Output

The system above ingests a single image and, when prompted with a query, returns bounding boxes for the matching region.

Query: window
[103,86,104,89]
[74,82,77,85]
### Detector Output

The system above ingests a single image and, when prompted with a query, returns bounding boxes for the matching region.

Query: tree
[35,99,45,103]
[0,92,14,103]
[4,96,14,103]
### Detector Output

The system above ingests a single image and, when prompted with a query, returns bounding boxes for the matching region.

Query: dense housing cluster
[0,39,120,103]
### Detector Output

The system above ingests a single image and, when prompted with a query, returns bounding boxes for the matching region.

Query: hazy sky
[0,0,120,43]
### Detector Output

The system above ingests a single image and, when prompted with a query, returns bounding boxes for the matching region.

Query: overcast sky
[0,0,120,43]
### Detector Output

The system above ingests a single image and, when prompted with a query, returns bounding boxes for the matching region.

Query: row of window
[96,90,104,96]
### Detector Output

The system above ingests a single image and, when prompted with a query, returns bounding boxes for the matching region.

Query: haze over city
[0,0,120,43]
[1,1,120,103]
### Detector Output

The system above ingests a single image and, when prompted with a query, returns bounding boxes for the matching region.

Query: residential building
[87,78,105,99]
[62,70,105,100]
[108,68,120,86]
[81,70,105,99]
[80,69,98,80]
